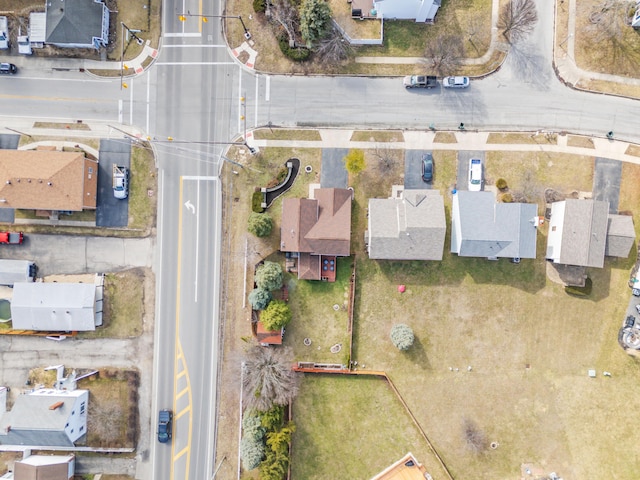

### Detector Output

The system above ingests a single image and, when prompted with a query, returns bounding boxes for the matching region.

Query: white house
[0,388,88,447]
[633,1,640,28]
[451,191,538,260]
[373,0,441,22]
[546,199,635,267]
[11,282,99,331]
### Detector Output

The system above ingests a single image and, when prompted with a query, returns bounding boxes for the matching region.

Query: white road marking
[163,32,202,38]
[154,62,235,66]
[265,76,270,102]
[162,44,226,48]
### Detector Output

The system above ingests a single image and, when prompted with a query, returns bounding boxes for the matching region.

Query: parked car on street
[403,75,437,89]
[633,288,640,297]
[158,409,173,443]
[635,304,640,315]
[443,76,470,88]
[0,63,17,75]
[421,153,434,182]
[468,159,483,191]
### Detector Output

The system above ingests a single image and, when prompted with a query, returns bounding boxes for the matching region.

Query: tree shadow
[403,335,431,370]
[506,42,551,90]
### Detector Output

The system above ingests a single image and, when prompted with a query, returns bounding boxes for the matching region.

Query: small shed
[605,214,635,258]
[29,12,46,47]
[256,321,284,346]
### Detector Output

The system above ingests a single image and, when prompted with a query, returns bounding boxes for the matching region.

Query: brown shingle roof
[0,150,98,211]
[297,252,320,280]
[280,198,318,252]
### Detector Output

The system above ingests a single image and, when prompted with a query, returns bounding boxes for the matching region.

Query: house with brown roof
[0,150,98,212]
[280,187,352,281]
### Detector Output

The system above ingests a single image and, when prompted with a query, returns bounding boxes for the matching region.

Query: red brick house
[280,187,352,281]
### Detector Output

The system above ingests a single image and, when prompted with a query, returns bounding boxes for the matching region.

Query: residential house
[366,187,446,260]
[546,199,634,267]
[451,190,538,260]
[45,0,110,49]
[372,0,441,22]
[11,282,100,332]
[370,452,430,480]
[0,389,88,447]
[0,149,98,212]
[280,187,352,281]
[256,321,284,346]
[13,454,75,480]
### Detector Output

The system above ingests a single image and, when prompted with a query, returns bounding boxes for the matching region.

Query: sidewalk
[248,129,640,165]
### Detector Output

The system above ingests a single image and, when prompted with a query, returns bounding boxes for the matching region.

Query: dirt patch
[350,130,404,142]
[33,122,91,131]
[626,144,640,157]
[433,132,457,143]
[487,132,558,145]
[0,452,20,475]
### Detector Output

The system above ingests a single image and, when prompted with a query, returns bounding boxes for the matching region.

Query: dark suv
[0,63,17,75]
[158,409,173,443]
[625,315,635,329]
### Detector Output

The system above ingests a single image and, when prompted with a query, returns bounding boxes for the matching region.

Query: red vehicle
[0,232,24,244]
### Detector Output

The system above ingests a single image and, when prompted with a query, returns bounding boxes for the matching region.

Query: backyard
[221,131,640,479]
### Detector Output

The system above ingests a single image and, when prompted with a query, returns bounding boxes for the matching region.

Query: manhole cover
[303,338,312,346]
[330,343,342,353]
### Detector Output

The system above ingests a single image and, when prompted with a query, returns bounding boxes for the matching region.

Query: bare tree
[270,0,299,48]
[498,0,538,44]
[588,0,634,43]
[371,143,396,174]
[466,15,491,55]
[425,35,463,77]
[242,346,300,412]
[462,418,487,453]
[314,26,353,64]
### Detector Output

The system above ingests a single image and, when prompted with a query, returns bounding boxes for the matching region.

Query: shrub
[240,436,265,470]
[344,149,365,175]
[260,300,292,331]
[300,0,332,46]
[253,0,266,13]
[248,212,273,237]
[390,324,415,350]
[278,34,311,62]
[255,261,283,291]
[500,192,513,203]
[249,288,272,310]
[243,413,266,442]
[496,178,508,190]
[252,190,265,213]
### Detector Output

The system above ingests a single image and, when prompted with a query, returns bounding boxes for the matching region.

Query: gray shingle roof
[451,191,538,259]
[45,0,107,47]
[547,199,609,267]
[605,214,635,258]
[367,189,446,260]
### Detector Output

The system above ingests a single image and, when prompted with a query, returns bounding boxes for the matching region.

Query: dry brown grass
[328,0,382,39]
[626,144,640,157]
[253,129,322,141]
[350,130,404,142]
[0,452,20,475]
[33,122,91,131]
[434,132,458,143]
[567,135,595,149]
[80,268,147,339]
[487,132,558,145]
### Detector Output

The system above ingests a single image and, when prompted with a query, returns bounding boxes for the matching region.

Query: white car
[468,159,483,191]
[443,76,470,89]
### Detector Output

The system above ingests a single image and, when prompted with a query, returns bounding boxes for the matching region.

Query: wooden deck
[320,256,337,282]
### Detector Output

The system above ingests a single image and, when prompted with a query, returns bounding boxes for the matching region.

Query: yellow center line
[199,0,203,34]
[171,178,193,480]
[176,387,189,400]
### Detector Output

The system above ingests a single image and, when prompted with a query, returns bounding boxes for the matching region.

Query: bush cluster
[496,178,508,190]
[278,34,311,61]
[252,190,265,213]
[390,323,415,350]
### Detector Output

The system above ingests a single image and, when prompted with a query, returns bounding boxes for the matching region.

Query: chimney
[49,401,64,410]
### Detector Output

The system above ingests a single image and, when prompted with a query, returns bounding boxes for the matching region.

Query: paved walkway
[248,129,640,165]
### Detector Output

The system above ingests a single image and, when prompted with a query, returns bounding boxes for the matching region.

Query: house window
[552,226,556,231]
[80,426,84,432]
[80,402,85,414]
[88,167,94,174]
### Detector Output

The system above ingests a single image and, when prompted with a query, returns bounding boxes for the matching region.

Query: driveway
[96,139,131,227]
[320,148,348,189]
[593,158,621,214]
[404,150,433,190]
[456,151,485,191]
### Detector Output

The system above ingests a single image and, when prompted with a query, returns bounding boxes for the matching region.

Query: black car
[0,63,17,75]
[421,153,434,183]
[625,315,636,329]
